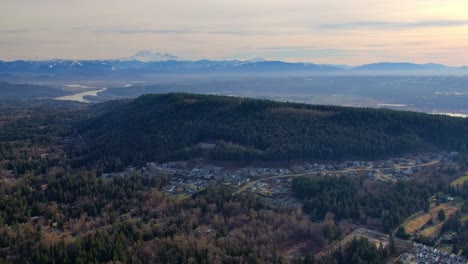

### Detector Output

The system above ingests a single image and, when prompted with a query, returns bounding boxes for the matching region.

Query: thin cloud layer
[1,0,467,65]
[319,20,468,29]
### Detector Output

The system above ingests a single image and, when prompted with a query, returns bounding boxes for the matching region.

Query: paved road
[234,160,440,194]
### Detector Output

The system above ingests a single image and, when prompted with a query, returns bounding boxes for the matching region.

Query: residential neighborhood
[97,152,465,262]
[398,243,466,264]
[100,152,457,207]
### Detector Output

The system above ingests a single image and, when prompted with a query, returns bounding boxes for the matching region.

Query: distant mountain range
[1,51,467,80]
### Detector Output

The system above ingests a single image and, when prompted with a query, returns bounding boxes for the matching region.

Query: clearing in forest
[417,203,461,238]
[401,203,460,236]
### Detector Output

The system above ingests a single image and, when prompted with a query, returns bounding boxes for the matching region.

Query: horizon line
[1,57,467,68]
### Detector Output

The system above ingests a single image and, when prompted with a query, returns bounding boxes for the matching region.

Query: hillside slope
[79,93,468,166]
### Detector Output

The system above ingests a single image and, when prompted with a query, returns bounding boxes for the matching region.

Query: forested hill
[78,93,468,167]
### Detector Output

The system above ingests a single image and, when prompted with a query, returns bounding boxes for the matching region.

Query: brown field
[402,203,461,236]
[419,203,460,238]
[402,212,432,234]
[429,203,459,219]
[419,223,444,238]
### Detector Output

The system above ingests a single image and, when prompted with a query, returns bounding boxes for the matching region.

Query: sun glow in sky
[1,0,468,65]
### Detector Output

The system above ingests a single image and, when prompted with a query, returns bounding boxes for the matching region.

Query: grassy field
[401,203,461,237]
[418,203,461,238]
[430,203,459,216]
[419,223,444,238]
[174,193,190,200]
[402,211,432,234]
[451,173,468,187]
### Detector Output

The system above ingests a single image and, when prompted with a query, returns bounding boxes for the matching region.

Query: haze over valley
[1,51,468,117]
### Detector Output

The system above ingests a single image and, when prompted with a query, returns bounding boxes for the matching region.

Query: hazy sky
[2,0,468,65]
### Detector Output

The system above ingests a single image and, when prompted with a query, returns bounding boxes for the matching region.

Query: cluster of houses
[147,162,291,179]
[101,152,455,206]
[246,178,300,207]
[149,163,293,198]
[145,162,301,206]
[303,153,451,182]
[398,243,466,264]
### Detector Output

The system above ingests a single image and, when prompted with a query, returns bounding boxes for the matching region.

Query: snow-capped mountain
[124,50,178,62]
[247,57,266,63]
